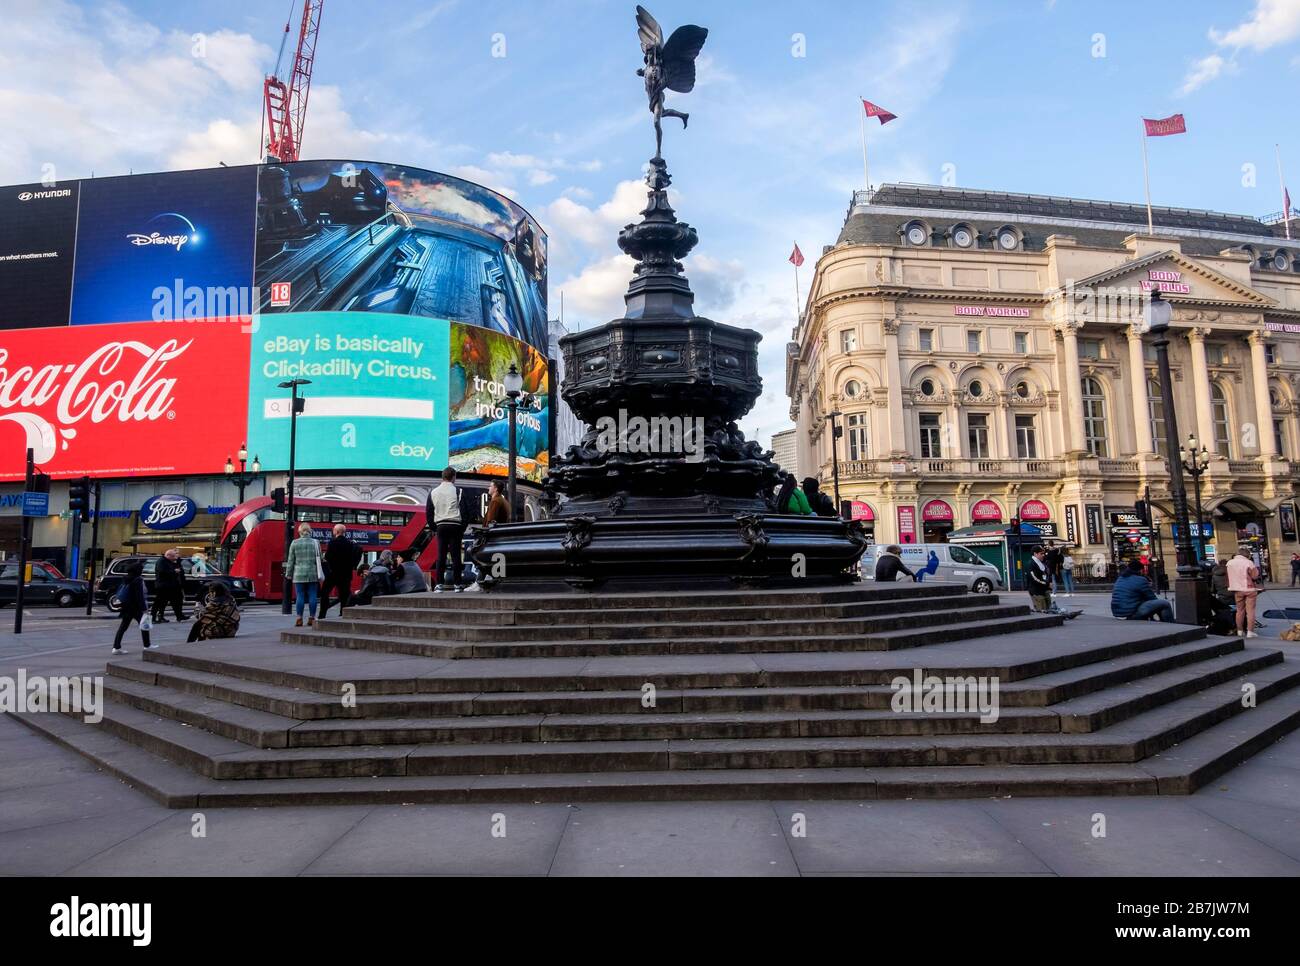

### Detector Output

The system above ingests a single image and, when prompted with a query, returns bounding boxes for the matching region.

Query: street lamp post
[503,364,524,520]
[1180,435,1211,565]
[826,409,843,515]
[1144,291,1209,624]
[224,443,262,504]
[277,379,310,614]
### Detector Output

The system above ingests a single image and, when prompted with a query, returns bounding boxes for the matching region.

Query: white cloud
[542,178,646,247]
[1182,0,1300,93]
[1180,53,1228,95]
[1208,0,1300,50]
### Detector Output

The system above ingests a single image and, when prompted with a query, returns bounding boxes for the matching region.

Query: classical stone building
[787,183,1300,578]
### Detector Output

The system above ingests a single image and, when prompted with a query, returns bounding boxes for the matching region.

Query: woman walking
[1059,548,1076,596]
[111,561,156,654]
[285,522,323,627]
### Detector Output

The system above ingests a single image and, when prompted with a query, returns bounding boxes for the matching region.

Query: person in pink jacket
[1225,548,1261,639]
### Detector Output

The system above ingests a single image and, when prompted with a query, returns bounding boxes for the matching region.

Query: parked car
[864,543,1003,594]
[95,555,253,612]
[0,562,90,608]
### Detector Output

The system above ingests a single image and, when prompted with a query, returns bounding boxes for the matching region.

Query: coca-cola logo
[140,494,197,530]
[0,338,192,465]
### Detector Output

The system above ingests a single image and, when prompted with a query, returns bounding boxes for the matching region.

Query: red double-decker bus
[218,497,439,602]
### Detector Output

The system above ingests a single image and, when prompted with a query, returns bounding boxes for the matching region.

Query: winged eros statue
[635,6,708,159]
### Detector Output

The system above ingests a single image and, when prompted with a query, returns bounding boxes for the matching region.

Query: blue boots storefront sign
[140,494,197,530]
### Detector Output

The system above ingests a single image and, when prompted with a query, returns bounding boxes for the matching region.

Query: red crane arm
[263,0,324,163]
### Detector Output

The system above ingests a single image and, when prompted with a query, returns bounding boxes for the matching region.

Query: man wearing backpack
[427,467,468,592]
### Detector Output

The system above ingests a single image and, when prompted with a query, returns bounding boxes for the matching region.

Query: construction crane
[262,0,324,163]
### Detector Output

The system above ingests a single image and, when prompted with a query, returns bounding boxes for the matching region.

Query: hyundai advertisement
[0,161,549,482]
[0,181,79,330]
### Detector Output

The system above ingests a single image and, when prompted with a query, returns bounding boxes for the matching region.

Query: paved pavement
[2,595,1300,875]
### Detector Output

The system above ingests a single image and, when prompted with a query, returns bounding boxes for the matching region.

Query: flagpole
[1277,143,1291,240]
[793,250,802,324]
[860,97,869,194]
[1141,120,1154,235]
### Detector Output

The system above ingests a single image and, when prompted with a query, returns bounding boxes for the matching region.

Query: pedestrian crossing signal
[68,476,91,523]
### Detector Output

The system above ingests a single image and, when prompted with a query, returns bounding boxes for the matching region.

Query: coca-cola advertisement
[0,319,250,480]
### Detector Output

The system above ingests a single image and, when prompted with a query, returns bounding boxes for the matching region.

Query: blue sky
[2,0,1298,444]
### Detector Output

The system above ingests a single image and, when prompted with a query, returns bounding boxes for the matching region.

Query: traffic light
[1009,516,1022,535]
[271,487,286,513]
[68,476,91,523]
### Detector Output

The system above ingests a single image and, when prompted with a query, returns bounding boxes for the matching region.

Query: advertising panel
[448,321,549,483]
[246,311,450,474]
[254,160,548,351]
[69,167,258,326]
[0,318,251,480]
[0,181,79,330]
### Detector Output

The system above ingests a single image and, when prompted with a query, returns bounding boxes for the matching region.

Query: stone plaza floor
[1,589,1299,876]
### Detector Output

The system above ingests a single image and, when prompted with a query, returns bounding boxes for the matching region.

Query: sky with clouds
[1,0,1298,446]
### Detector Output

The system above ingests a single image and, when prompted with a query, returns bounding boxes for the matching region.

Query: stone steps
[12,581,1300,805]
[356,590,981,626]
[103,631,1233,719]
[33,659,1300,779]
[284,606,1056,657]
[19,689,1300,805]
[98,647,1282,751]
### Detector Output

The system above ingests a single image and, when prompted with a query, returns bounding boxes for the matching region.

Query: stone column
[1126,324,1154,454]
[1186,327,1216,455]
[882,318,907,456]
[1056,320,1086,454]
[1248,331,1278,457]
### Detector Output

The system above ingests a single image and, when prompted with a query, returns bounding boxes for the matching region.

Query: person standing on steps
[483,479,511,526]
[151,547,186,624]
[1226,546,1261,639]
[427,467,468,592]
[112,561,156,654]
[285,522,323,627]
[318,524,362,620]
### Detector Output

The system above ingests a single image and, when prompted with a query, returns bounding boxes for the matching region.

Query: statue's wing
[635,6,663,52]
[661,24,708,92]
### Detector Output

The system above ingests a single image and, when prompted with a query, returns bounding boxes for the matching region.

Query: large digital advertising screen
[255,162,548,351]
[0,160,549,482]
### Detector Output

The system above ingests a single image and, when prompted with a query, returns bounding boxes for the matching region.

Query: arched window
[1211,383,1232,457]
[1081,377,1108,457]
[846,412,869,461]
[1147,378,1166,451]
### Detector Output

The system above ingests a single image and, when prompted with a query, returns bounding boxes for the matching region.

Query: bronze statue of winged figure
[635,5,708,159]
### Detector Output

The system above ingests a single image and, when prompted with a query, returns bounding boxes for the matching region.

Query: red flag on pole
[861,99,897,125]
[1143,114,1186,137]
[789,243,805,268]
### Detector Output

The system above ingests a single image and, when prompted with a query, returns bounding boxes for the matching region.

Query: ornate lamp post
[826,409,843,514]
[224,444,262,504]
[277,379,310,614]
[1179,434,1211,564]
[503,364,525,520]
[1144,291,1208,624]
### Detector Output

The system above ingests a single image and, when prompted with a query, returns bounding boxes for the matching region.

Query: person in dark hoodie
[874,545,916,582]
[1026,545,1054,612]
[112,561,156,654]
[352,552,396,606]
[801,478,837,517]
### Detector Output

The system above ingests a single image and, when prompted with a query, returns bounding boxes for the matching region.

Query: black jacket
[155,556,182,589]
[1026,558,1053,594]
[805,489,836,517]
[119,575,148,618]
[324,535,362,578]
[875,553,915,582]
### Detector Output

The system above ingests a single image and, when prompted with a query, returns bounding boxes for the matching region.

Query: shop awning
[949,522,1045,540]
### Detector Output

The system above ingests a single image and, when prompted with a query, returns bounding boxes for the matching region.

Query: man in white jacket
[426,467,467,591]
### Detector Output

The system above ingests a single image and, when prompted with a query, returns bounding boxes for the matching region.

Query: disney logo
[127,232,190,251]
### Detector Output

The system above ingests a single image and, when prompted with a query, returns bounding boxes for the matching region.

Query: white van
[866,543,1003,594]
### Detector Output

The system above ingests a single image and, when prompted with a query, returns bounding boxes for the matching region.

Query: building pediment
[1066,250,1275,308]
